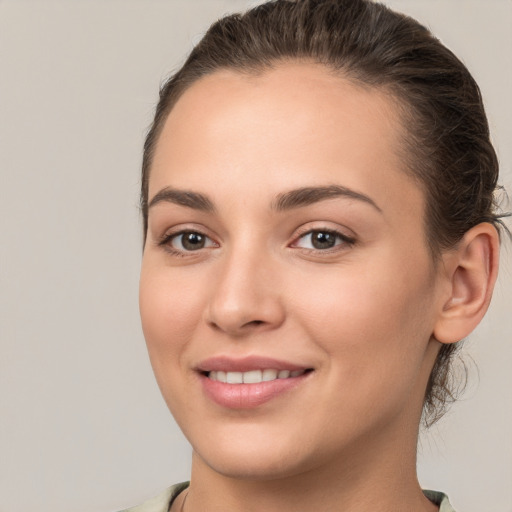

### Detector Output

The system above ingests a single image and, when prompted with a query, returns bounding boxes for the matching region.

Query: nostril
[247,320,264,327]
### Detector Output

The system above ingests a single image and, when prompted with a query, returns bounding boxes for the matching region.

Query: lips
[208,368,308,384]
[197,355,309,373]
[196,356,313,409]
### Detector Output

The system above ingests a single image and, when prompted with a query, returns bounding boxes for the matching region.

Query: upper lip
[196,355,312,373]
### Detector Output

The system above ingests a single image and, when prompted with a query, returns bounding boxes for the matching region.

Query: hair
[140,0,509,425]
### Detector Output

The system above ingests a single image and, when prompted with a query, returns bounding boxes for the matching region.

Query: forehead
[149,62,423,218]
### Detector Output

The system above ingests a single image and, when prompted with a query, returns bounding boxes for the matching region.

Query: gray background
[0,1,510,511]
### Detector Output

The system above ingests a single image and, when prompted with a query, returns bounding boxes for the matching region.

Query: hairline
[142,58,443,265]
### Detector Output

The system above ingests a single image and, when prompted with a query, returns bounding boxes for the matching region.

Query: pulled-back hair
[141,0,508,425]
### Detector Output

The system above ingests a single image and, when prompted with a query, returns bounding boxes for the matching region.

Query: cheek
[288,252,435,389]
[293,267,429,339]
[139,265,204,377]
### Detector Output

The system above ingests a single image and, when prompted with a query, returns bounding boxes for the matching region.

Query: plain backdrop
[0,1,511,511]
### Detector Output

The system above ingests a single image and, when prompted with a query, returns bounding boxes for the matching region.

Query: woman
[126,0,507,510]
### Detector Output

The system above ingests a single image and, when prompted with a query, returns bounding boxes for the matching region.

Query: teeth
[208,369,306,384]
[243,370,262,384]
[226,371,243,384]
[262,369,278,381]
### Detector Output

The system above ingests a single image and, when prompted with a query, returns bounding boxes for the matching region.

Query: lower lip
[200,373,311,409]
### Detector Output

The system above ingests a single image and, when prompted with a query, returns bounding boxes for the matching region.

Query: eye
[293,229,355,250]
[166,231,217,252]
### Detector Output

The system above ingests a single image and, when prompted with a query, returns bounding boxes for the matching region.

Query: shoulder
[118,484,454,512]
[118,482,189,512]
[423,490,457,512]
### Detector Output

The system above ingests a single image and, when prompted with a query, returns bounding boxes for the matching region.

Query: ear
[433,222,500,344]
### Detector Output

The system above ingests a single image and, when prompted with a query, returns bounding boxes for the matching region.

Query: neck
[180,341,441,512]
[183,419,436,512]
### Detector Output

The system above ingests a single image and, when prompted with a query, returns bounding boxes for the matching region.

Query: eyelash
[157,227,356,257]
[291,228,356,253]
[157,230,218,257]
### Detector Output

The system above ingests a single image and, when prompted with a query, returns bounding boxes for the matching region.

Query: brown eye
[310,231,337,249]
[294,229,355,251]
[171,231,213,251]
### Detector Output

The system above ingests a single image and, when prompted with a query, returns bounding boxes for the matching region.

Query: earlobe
[433,223,500,344]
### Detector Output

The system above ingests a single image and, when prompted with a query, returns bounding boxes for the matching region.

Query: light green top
[119,483,456,512]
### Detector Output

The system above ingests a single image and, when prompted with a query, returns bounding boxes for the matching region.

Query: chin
[187,419,338,482]
[195,445,315,481]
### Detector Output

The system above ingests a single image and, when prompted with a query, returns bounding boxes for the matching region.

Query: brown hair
[141,0,508,425]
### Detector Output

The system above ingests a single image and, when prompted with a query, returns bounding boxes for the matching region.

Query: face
[140,63,444,480]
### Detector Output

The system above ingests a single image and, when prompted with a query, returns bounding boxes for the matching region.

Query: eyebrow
[148,187,215,212]
[148,184,381,214]
[272,185,382,213]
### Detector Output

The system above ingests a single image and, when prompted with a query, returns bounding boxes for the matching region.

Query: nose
[205,247,286,337]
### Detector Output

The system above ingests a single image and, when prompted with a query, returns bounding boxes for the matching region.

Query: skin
[139,63,499,512]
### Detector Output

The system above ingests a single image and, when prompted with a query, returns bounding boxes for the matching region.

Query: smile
[197,357,314,409]
[207,369,308,384]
